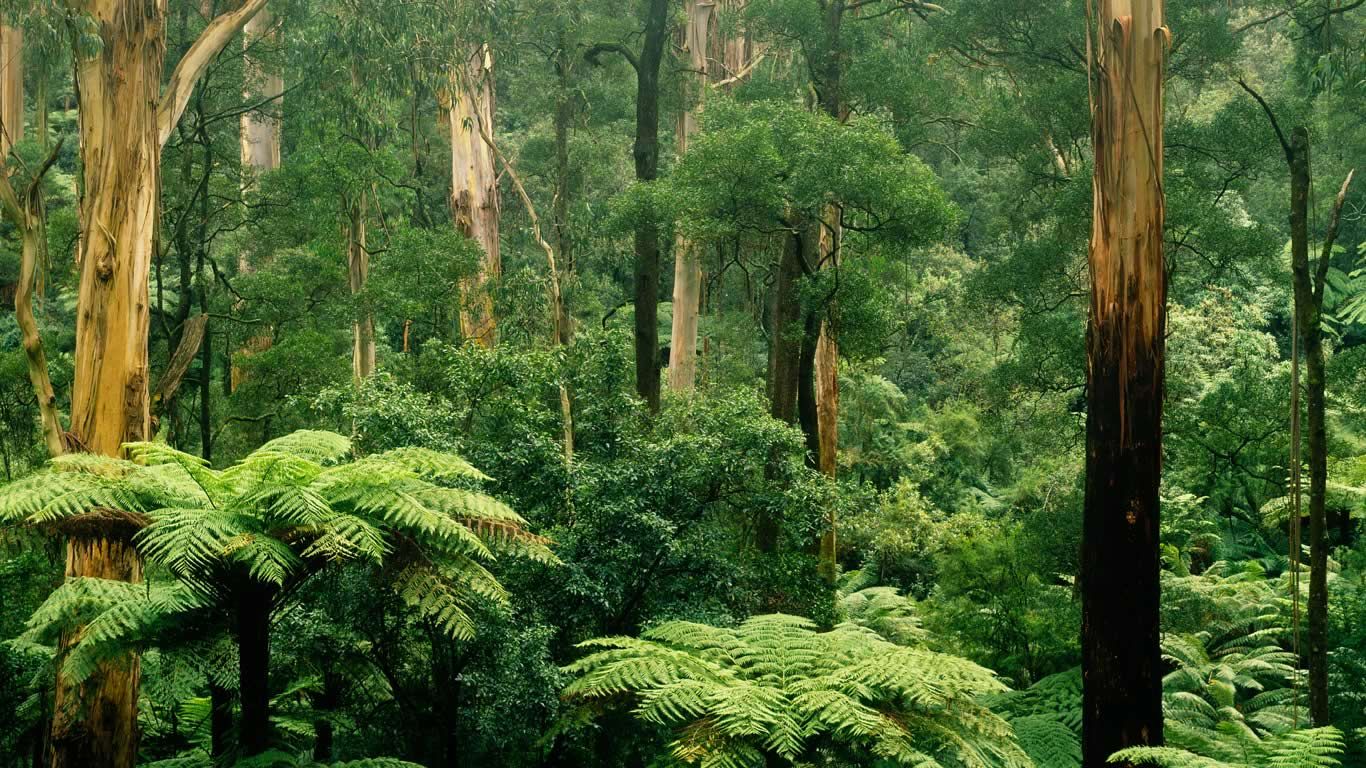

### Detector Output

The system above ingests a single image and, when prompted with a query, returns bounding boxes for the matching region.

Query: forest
[0,0,1363,767]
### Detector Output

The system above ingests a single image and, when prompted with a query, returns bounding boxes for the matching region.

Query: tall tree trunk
[237,584,274,756]
[0,24,21,155]
[348,192,374,382]
[668,0,714,394]
[1081,2,1167,766]
[1286,126,1327,726]
[59,2,273,759]
[450,44,500,347]
[1286,129,1356,726]
[233,9,282,392]
[632,0,670,413]
[758,227,807,554]
[552,38,576,344]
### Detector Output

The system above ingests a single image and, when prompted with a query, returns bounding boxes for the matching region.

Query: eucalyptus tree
[1080,2,1168,766]
[585,0,671,414]
[662,101,955,552]
[4,2,276,764]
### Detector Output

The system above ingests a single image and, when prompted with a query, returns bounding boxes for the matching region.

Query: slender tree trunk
[668,0,715,394]
[450,44,500,347]
[1080,2,1167,766]
[0,25,21,155]
[232,9,282,392]
[237,584,274,756]
[1285,127,1328,726]
[553,37,576,343]
[348,192,375,382]
[3,178,64,458]
[632,0,670,413]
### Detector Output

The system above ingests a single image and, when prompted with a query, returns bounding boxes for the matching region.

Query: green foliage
[3,431,552,684]
[1110,727,1346,768]
[564,613,1030,768]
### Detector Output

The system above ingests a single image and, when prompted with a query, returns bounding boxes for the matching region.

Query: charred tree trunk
[451,45,500,347]
[632,0,670,413]
[1081,2,1168,766]
[668,0,715,394]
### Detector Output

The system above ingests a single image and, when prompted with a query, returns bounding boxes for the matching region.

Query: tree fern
[1110,726,1345,768]
[564,613,1031,767]
[4,430,554,688]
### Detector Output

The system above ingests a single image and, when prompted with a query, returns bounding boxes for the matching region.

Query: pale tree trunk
[1080,2,1168,766]
[0,144,64,458]
[0,25,21,155]
[348,192,374,383]
[552,36,576,344]
[59,3,270,764]
[473,113,574,460]
[450,44,500,347]
[814,217,839,583]
[232,9,283,391]
[668,0,714,394]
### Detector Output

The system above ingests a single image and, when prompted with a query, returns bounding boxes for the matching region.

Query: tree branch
[158,0,272,147]
[1315,169,1357,303]
[1237,78,1292,164]
[584,42,639,72]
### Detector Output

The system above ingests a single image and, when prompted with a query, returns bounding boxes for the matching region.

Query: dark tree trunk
[312,670,339,761]
[631,0,670,413]
[209,682,232,759]
[797,309,821,470]
[1081,3,1167,766]
[237,583,274,756]
[1287,126,1330,726]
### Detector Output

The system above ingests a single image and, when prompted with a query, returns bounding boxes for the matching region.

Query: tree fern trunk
[237,584,274,756]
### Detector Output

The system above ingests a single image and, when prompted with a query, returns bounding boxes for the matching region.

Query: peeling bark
[60,4,271,761]
[348,192,374,382]
[1080,2,1168,765]
[0,25,21,155]
[668,0,715,394]
[450,44,500,347]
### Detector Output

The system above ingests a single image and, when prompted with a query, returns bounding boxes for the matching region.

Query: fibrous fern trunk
[238,583,275,756]
[1081,2,1168,766]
